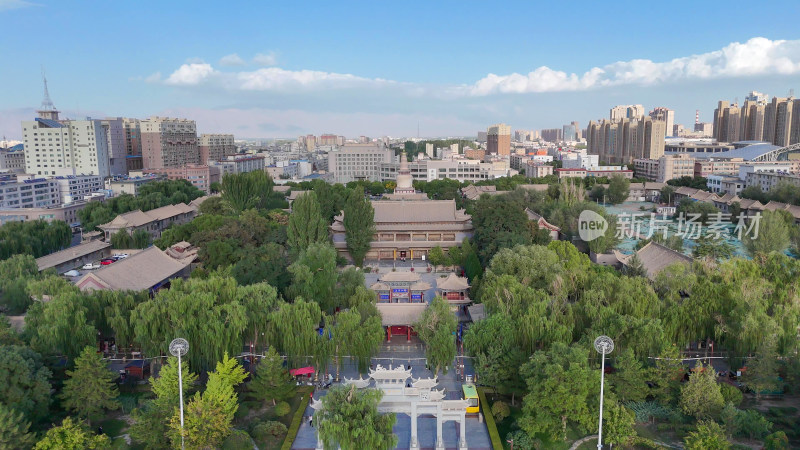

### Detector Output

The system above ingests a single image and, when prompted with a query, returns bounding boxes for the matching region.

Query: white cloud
[164,63,216,86]
[234,67,390,90]
[253,52,278,66]
[219,53,246,66]
[466,37,800,96]
[0,0,38,12]
[144,72,161,83]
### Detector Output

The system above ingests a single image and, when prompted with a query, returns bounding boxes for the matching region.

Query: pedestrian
[309,415,313,428]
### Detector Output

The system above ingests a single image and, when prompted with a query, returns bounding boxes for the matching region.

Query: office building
[122,118,142,156]
[745,171,800,192]
[649,107,674,138]
[524,162,554,178]
[198,134,236,164]
[633,158,660,181]
[477,131,487,142]
[0,148,26,173]
[562,123,578,142]
[487,124,511,156]
[22,118,112,178]
[52,175,103,204]
[328,143,394,183]
[0,178,60,208]
[140,117,199,169]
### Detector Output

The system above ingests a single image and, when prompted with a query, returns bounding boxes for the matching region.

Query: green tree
[33,416,111,450]
[603,401,636,448]
[248,347,296,405]
[110,229,132,249]
[131,229,151,249]
[660,185,675,205]
[744,210,790,256]
[24,291,96,360]
[0,401,35,449]
[684,420,730,450]
[414,296,457,375]
[0,254,40,313]
[622,253,648,278]
[221,170,274,212]
[317,385,397,450]
[608,349,649,403]
[342,187,375,266]
[680,363,724,419]
[463,313,526,404]
[129,355,198,449]
[519,343,597,441]
[131,275,249,372]
[427,246,447,269]
[273,299,325,367]
[209,181,222,194]
[60,346,120,426]
[0,219,71,259]
[692,234,735,261]
[763,431,790,450]
[472,194,532,265]
[606,175,630,204]
[742,335,781,399]
[287,191,329,256]
[0,345,51,423]
[288,243,339,312]
[231,243,290,290]
[334,306,384,373]
[170,354,246,449]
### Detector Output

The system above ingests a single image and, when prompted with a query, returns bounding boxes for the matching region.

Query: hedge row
[477,387,504,450]
[281,386,314,450]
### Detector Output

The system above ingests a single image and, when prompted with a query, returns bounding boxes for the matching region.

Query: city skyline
[1,1,800,139]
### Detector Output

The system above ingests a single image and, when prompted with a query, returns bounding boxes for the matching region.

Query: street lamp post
[169,338,189,450]
[594,336,614,450]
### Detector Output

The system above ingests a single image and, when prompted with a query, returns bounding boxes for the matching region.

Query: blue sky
[2,0,800,139]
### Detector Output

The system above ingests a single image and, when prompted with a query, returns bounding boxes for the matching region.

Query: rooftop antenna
[695,110,700,124]
[37,67,60,120]
[789,88,795,98]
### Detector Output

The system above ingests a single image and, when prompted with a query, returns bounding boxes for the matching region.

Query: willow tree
[288,243,339,312]
[317,385,397,450]
[414,296,457,375]
[334,305,384,374]
[287,191,329,256]
[24,291,96,360]
[273,298,326,368]
[221,170,274,213]
[131,275,248,372]
[342,187,375,267]
[239,282,280,356]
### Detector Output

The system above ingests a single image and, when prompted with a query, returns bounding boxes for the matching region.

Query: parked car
[113,253,129,259]
[64,270,81,277]
[82,263,100,270]
[100,259,115,265]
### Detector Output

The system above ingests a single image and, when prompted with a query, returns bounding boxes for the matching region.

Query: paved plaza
[292,337,491,450]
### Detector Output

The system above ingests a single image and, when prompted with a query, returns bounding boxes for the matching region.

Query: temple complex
[331,152,473,261]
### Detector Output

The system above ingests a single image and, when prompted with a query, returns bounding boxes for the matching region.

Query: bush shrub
[252,420,287,441]
[477,388,504,450]
[719,384,743,406]
[274,401,291,417]
[505,430,540,450]
[234,404,250,420]
[491,401,510,422]
[763,431,790,450]
[221,430,252,449]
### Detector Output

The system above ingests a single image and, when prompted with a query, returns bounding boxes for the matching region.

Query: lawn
[97,417,128,439]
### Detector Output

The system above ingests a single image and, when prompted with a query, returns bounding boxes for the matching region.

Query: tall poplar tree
[342,187,375,266]
[287,191,329,256]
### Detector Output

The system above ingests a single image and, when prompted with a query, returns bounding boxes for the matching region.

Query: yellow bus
[462,383,479,413]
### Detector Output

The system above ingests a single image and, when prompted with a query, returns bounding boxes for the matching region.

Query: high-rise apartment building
[98,118,127,175]
[562,123,578,141]
[773,98,794,147]
[198,134,236,164]
[305,135,317,151]
[740,98,767,141]
[610,105,644,121]
[487,124,511,156]
[657,154,695,183]
[121,118,141,156]
[540,128,563,143]
[140,117,198,169]
[713,101,741,142]
[586,116,665,164]
[649,107,674,138]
